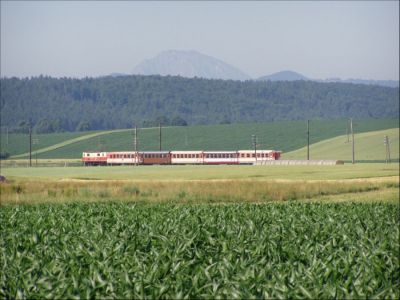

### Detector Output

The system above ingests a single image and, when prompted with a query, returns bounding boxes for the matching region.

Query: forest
[0,75,398,133]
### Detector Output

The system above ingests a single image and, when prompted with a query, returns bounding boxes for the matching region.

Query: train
[82,150,282,166]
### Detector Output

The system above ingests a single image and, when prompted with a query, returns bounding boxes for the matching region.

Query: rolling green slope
[8,129,132,159]
[283,128,399,161]
[3,119,399,159]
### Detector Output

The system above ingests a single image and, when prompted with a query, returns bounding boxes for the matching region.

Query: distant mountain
[319,78,399,88]
[258,70,309,82]
[257,70,399,87]
[132,50,251,81]
[109,72,128,77]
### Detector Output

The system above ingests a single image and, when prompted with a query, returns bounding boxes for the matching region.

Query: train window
[97,153,100,156]
[252,154,255,157]
[246,154,250,158]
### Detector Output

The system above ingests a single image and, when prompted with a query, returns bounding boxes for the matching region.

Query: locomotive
[82,150,282,166]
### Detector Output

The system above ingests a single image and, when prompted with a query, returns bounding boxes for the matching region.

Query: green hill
[283,128,399,162]
[2,119,398,160]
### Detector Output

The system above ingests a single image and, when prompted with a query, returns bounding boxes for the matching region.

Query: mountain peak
[258,70,309,82]
[132,50,251,81]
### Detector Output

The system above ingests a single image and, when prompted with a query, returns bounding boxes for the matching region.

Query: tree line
[1,75,398,133]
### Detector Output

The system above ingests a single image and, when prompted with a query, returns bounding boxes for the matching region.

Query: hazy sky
[1,1,399,80]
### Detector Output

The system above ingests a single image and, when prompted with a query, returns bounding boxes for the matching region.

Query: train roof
[237,150,275,153]
[203,151,237,153]
[170,150,203,153]
[138,151,170,154]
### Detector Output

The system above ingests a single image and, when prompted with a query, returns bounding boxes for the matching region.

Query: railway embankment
[255,160,344,165]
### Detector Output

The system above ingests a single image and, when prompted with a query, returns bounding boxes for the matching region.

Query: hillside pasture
[2,119,398,159]
[284,128,399,161]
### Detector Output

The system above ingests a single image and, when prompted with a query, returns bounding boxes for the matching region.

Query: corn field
[1,202,399,299]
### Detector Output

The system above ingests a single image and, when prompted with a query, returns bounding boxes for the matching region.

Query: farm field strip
[1,163,398,181]
[1,202,398,299]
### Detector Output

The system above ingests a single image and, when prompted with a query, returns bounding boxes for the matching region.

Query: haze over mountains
[129,50,399,88]
[132,50,251,81]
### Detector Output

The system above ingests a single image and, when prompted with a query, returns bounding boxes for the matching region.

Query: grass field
[1,163,399,181]
[284,128,399,161]
[1,164,398,205]
[2,118,398,159]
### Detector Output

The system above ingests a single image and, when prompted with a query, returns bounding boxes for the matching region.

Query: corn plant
[1,202,399,299]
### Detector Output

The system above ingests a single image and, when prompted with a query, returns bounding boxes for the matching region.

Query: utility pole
[252,134,258,163]
[159,122,162,151]
[29,125,32,167]
[33,137,39,167]
[384,135,391,164]
[307,120,310,160]
[350,118,355,164]
[134,124,138,166]
[346,119,350,143]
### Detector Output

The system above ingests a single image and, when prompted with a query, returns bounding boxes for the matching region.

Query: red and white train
[82,150,282,166]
